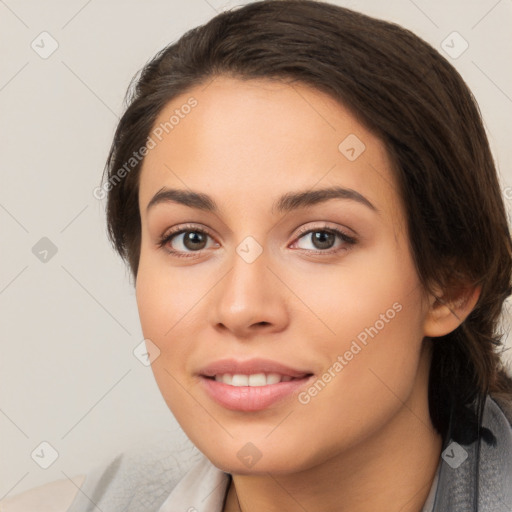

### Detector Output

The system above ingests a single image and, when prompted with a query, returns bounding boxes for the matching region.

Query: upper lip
[198,358,313,378]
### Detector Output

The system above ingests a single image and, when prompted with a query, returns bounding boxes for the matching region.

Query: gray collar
[429,395,512,511]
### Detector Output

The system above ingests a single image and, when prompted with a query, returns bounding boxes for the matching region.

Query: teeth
[232,374,249,386]
[248,373,266,386]
[266,373,281,385]
[213,372,293,386]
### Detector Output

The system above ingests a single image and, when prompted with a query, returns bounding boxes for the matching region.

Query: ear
[423,284,481,338]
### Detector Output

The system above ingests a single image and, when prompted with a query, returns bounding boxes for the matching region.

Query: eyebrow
[146,186,378,215]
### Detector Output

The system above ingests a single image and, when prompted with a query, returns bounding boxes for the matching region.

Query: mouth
[198,357,313,380]
[197,358,314,411]
[204,373,311,386]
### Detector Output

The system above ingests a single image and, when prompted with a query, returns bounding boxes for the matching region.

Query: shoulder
[0,433,204,512]
[0,475,86,512]
[491,392,512,427]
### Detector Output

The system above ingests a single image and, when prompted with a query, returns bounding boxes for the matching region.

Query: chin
[193,435,319,476]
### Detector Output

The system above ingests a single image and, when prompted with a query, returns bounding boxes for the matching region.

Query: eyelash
[157,223,357,259]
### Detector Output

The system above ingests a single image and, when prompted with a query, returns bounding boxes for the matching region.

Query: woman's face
[136,75,435,474]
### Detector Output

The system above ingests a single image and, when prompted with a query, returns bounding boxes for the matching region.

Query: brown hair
[103,0,512,443]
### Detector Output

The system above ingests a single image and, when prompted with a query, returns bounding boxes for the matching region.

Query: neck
[224,344,442,512]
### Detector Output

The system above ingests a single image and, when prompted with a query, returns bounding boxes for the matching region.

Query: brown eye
[293,227,356,253]
[158,225,217,258]
[309,231,336,250]
[179,231,209,251]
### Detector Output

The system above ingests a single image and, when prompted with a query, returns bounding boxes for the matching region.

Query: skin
[135,76,479,512]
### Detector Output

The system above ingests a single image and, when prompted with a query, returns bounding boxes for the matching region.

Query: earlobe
[423,285,481,338]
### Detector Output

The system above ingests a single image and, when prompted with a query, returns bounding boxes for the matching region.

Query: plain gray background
[1,0,512,497]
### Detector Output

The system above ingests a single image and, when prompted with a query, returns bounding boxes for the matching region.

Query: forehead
[138,76,402,223]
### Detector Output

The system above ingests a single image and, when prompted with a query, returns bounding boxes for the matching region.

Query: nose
[209,247,289,339]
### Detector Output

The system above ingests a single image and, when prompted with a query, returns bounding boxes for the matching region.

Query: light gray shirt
[66,395,512,512]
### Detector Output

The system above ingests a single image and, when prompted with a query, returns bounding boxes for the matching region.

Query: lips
[198,357,312,379]
[197,358,314,411]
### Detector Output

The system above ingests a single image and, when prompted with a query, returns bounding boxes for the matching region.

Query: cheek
[134,254,215,399]
[292,285,426,457]
[135,260,201,414]
[135,253,200,340]
[300,239,423,346]
[297,245,426,404]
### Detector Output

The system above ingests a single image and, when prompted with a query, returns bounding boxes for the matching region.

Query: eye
[291,224,357,254]
[158,224,218,258]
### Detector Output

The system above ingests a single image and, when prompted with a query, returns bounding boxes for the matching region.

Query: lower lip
[199,375,314,412]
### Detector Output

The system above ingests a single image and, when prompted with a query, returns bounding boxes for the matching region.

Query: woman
[2,1,511,511]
